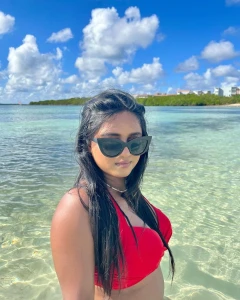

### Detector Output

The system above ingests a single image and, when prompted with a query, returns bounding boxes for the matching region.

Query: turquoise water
[0,105,239,300]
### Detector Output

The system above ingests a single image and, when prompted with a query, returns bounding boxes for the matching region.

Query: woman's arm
[50,188,95,300]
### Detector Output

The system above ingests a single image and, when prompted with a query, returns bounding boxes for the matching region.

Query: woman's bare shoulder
[50,186,94,299]
[53,186,89,215]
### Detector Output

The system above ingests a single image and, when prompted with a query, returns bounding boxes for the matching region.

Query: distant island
[29,94,240,106]
[0,103,24,105]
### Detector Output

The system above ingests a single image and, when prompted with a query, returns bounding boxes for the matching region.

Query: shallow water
[0,105,239,300]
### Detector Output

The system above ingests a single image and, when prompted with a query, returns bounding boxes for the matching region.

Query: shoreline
[212,103,240,107]
[1,103,240,107]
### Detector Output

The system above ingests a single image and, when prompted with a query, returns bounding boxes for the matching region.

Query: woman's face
[90,111,142,180]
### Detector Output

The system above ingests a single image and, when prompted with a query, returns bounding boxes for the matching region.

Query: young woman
[50,89,175,300]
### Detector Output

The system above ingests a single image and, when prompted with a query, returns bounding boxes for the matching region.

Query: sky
[0,0,240,104]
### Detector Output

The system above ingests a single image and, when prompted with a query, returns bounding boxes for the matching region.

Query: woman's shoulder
[50,187,94,299]
[60,186,89,207]
[51,186,90,225]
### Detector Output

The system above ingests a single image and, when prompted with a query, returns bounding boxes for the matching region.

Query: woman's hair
[74,89,175,297]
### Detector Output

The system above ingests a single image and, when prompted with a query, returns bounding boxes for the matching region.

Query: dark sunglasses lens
[130,138,148,155]
[100,139,122,157]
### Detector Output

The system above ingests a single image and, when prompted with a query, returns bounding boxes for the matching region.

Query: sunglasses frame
[92,136,152,158]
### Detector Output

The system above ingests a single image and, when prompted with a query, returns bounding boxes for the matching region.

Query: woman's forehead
[97,111,142,135]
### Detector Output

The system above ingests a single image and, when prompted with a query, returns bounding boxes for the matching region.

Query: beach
[0,105,239,300]
[221,103,240,107]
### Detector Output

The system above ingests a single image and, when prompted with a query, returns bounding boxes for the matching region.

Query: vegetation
[136,94,240,106]
[29,97,90,105]
[0,103,20,105]
[29,94,240,106]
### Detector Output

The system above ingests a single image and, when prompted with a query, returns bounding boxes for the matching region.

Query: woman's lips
[115,162,131,168]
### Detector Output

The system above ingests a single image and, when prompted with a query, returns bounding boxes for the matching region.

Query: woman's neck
[104,175,126,192]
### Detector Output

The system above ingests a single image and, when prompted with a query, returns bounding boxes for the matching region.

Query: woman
[50,89,175,300]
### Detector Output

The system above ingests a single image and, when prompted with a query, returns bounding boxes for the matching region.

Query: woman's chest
[120,225,165,268]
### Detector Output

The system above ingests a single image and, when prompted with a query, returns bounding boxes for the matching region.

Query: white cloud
[184,69,216,90]
[75,57,106,79]
[129,86,136,94]
[0,11,15,35]
[4,35,62,96]
[101,77,117,88]
[55,47,63,60]
[75,6,159,78]
[221,76,239,88]
[184,64,240,92]
[73,58,163,96]
[221,78,239,89]
[0,69,7,80]
[47,28,73,43]
[226,0,240,5]
[167,87,177,94]
[143,84,154,90]
[201,41,240,63]
[61,75,79,84]
[112,57,163,85]
[0,40,164,102]
[201,40,239,63]
[175,56,199,72]
[70,78,103,97]
[212,65,240,77]
[223,26,240,36]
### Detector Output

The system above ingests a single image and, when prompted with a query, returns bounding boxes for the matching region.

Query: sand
[221,103,240,107]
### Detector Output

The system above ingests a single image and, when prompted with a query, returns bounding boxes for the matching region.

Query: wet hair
[74,89,175,297]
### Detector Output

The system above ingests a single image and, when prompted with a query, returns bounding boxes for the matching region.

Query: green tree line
[29,97,90,105]
[29,94,240,106]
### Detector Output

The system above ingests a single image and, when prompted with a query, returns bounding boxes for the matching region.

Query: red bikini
[94,195,172,290]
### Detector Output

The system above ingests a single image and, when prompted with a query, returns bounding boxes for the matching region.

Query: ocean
[0,105,239,300]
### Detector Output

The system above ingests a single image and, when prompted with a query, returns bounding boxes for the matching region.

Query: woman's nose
[121,146,131,156]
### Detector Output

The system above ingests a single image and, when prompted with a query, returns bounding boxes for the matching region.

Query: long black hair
[74,89,175,297]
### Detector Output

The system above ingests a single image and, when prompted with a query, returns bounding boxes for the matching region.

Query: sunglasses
[92,136,152,158]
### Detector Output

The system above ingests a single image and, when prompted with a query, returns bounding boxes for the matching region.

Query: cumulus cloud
[0,61,7,81]
[75,57,106,79]
[175,56,199,72]
[61,74,79,84]
[72,58,164,96]
[4,35,62,95]
[70,78,104,97]
[75,6,159,78]
[226,0,240,5]
[0,11,15,35]
[47,28,73,43]
[55,47,63,60]
[183,63,240,92]
[112,57,163,85]
[221,76,239,88]
[212,65,240,77]
[201,40,239,63]
[142,83,155,91]
[0,69,7,80]
[0,41,165,102]
[167,87,177,94]
[0,72,5,81]
[184,69,216,90]
[223,26,240,36]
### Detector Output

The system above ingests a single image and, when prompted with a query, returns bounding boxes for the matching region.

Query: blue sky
[0,0,240,103]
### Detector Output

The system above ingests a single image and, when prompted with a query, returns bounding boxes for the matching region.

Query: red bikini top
[94,194,172,290]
